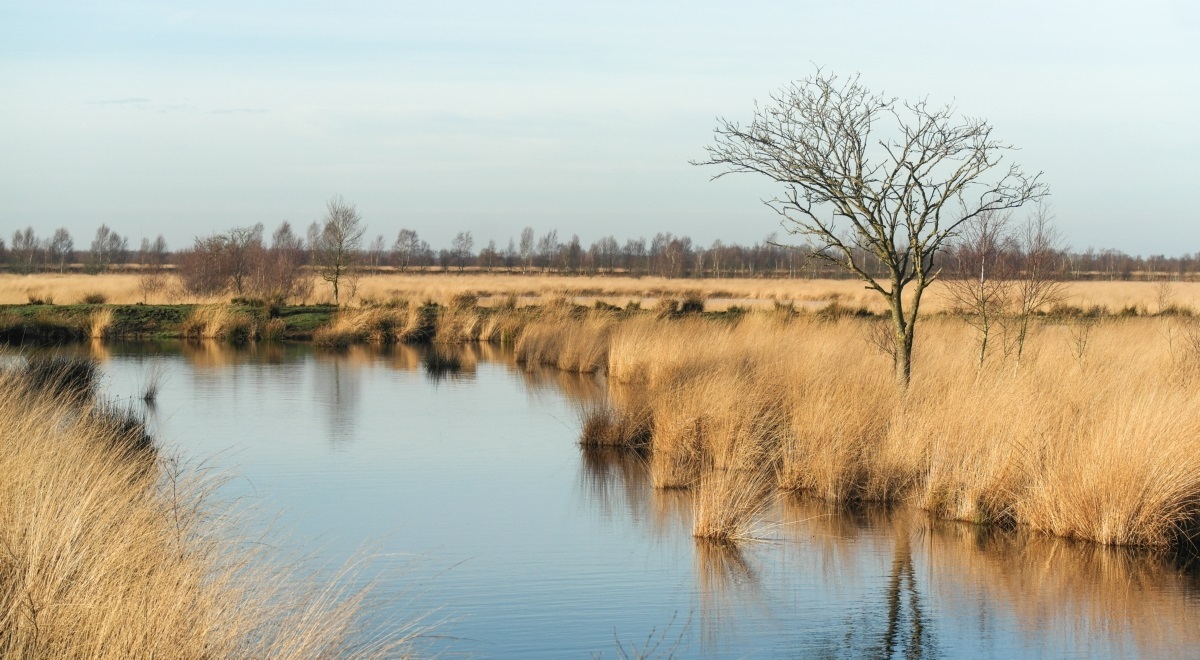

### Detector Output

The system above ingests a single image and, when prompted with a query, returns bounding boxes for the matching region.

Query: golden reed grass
[539,312,1200,548]
[0,363,418,657]
[181,304,260,342]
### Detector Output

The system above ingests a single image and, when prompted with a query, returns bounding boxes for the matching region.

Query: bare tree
[1008,203,1068,364]
[225,224,265,295]
[256,220,313,302]
[944,211,1014,369]
[177,234,229,296]
[519,227,535,274]
[451,231,474,273]
[150,235,169,266]
[697,70,1047,385]
[12,227,38,273]
[367,234,387,269]
[48,228,73,273]
[312,195,366,305]
[537,229,559,273]
[393,229,420,272]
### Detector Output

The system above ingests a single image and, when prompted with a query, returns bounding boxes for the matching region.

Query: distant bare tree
[249,221,312,302]
[519,227,535,274]
[945,211,1014,368]
[537,230,559,273]
[225,224,265,296]
[451,231,474,273]
[48,228,73,273]
[1008,203,1068,364]
[697,70,1047,385]
[177,234,229,296]
[312,195,366,305]
[367,234,387,269]
[90,224,127,271]
[393,229,420,272]
[137,270,165,303]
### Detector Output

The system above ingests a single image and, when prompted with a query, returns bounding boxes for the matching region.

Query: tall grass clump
[182,305,259,344]
[0,359,421,657]
[89,306,114,339]
[579,400,652,450]
[692,467,775,543]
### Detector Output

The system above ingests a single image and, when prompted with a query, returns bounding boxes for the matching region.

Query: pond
[75,340,1200,658]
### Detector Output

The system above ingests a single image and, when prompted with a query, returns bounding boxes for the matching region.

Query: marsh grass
[0,364,422,657]
[141,360,166,403]
[536,311,1200,548]
[692,468,776,543]
[182,305,260,344]
[579,402,652,450]
[88,306,114,339]
[516,312,614,372]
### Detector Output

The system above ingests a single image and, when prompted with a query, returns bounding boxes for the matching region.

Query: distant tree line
[0,225,169,274]
[3,215,1200,284]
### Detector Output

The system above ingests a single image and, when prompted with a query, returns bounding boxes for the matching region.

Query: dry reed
[0,361,420,657]
[182,305,259,343]
[535,309,1200,548]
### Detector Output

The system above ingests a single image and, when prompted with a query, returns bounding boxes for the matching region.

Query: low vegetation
[0,355,420,657]
[534,312,1200,549]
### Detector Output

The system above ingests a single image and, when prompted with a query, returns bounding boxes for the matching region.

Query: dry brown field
[3,271,1198,313]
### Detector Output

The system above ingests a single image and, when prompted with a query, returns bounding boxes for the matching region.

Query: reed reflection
[311,351,363,444]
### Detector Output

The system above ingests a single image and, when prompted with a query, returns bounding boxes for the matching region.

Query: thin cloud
[208,107,269,115]
[88,97,151,105]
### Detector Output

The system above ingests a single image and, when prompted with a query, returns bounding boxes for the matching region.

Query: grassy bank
[519,310,1200,549]
[0,356,418,657]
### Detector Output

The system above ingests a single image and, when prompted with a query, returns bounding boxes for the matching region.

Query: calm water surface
[78,341,1200,658]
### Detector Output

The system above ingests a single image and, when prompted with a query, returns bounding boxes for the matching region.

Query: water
[76,340,1200,658]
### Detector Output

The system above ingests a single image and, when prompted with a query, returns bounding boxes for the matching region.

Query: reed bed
[0,357,418,657]
[313,304,438,348]
[542,311,1200,548]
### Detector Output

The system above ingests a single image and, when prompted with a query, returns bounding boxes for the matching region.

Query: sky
[1,0,1197,255]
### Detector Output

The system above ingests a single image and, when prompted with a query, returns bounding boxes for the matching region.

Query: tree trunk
[889,291,911,388]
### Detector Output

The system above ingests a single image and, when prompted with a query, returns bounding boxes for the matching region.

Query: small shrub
[680,293,705,314]
[27,291,53,305]
[80,292,107,305]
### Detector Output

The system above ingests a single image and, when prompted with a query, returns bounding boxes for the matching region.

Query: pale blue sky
[1,1,1197,254]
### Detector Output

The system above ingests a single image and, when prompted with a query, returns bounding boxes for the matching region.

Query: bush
[680,293,705,314]
[80,292,107,305]
[27,291,55,305]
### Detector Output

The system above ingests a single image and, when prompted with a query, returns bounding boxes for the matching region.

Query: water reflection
[65,340,1200,658]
